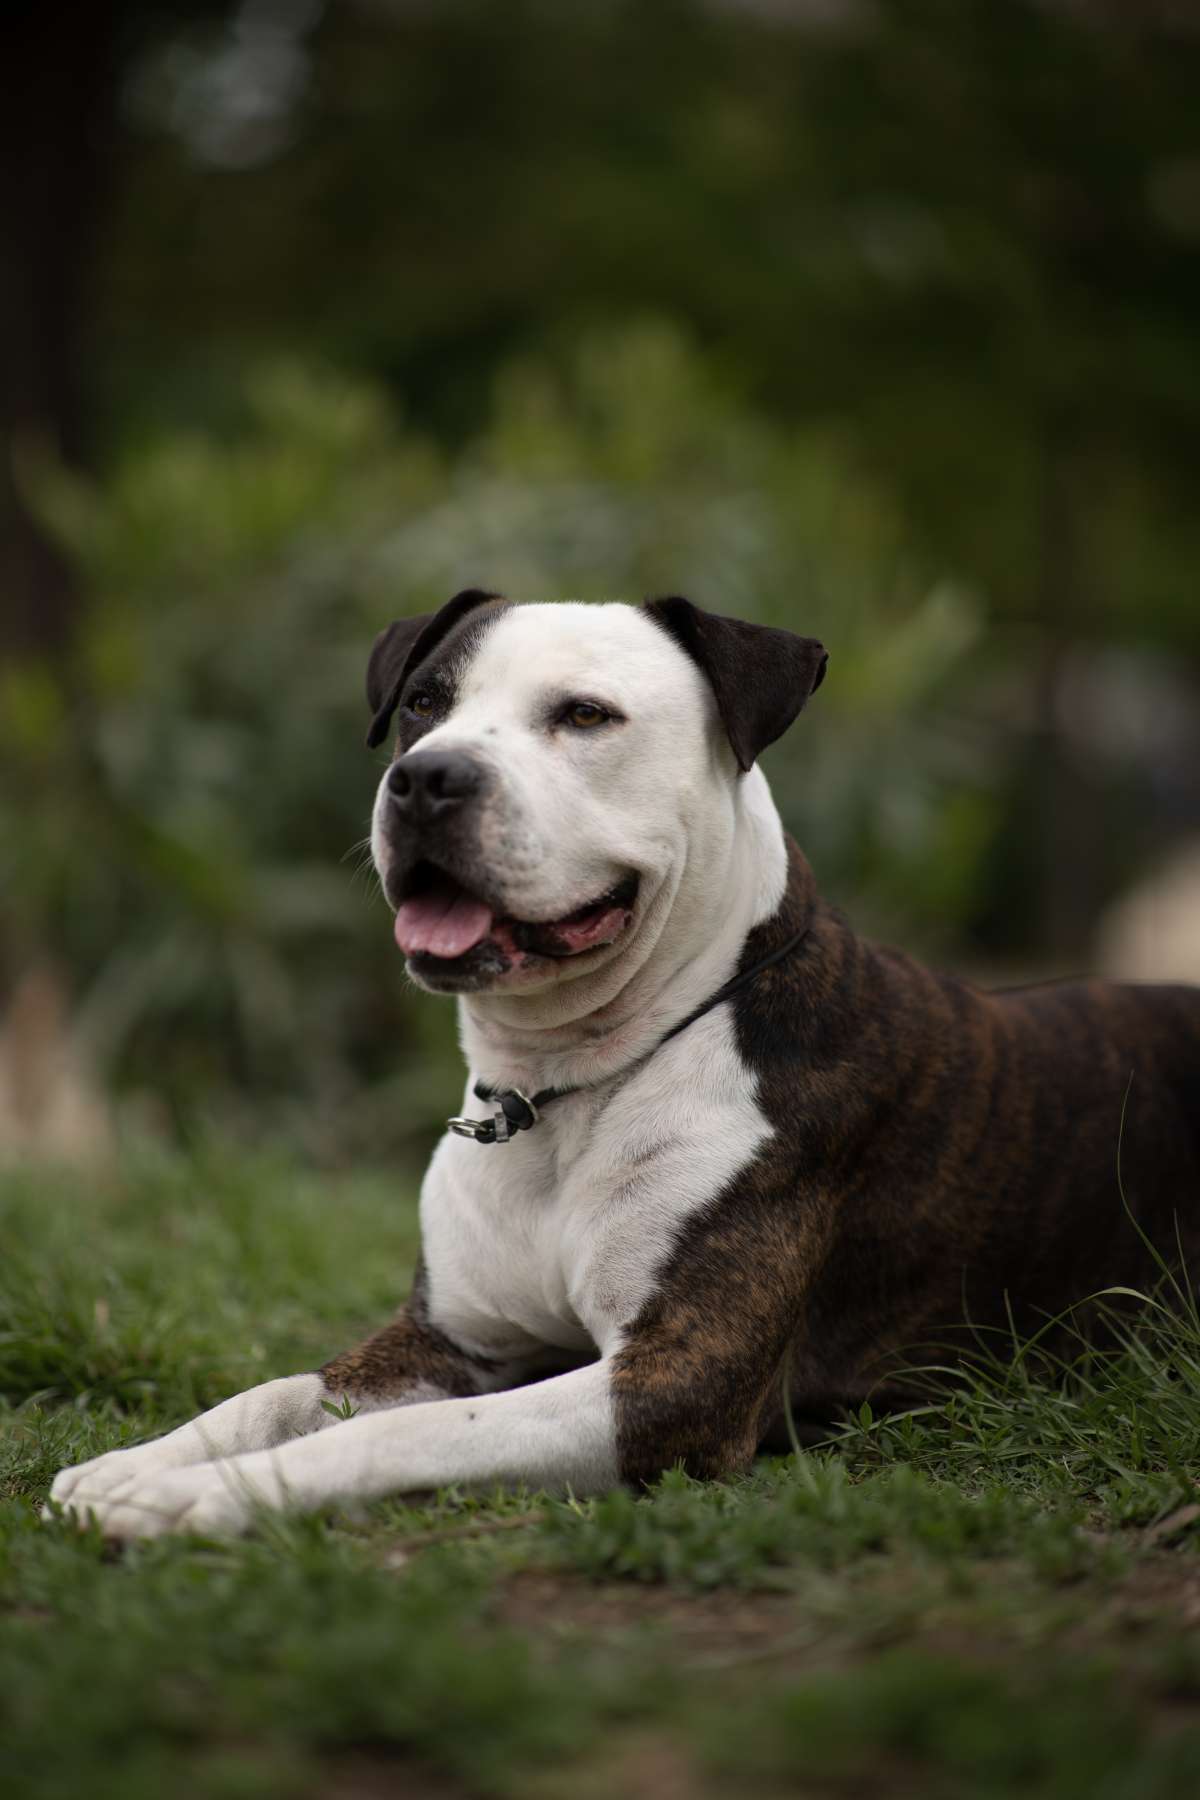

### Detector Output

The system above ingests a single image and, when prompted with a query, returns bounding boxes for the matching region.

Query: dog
[49,590,1200,1538]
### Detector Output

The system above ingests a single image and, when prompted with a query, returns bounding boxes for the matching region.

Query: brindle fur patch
[614,836,1200,1485]
[321,1258,497,1402]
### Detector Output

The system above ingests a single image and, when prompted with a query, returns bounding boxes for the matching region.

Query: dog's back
[743,877,1200,1421]
[978,975,1200,1306]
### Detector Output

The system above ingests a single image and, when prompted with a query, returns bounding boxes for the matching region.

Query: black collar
[447,924,809,1145]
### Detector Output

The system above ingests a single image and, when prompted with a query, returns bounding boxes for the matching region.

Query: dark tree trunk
[0,2,118,661]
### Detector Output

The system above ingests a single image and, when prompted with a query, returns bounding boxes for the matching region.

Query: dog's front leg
[51,1359,617,1540]
[47,1290,499,1526]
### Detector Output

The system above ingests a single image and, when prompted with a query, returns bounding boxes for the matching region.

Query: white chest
[417,1007,773,1366]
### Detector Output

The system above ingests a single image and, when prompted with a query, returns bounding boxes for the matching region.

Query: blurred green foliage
[2,325,994,1147]
[4,0,1199,1146]
[100,0,1200,646]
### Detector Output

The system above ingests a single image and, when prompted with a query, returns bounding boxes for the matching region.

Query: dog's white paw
[48,1457,287,1541]
[47,1441,180,1516]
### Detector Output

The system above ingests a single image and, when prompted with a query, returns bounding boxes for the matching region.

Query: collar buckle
[447,1114,497,1143]
[448,1087,538,1146]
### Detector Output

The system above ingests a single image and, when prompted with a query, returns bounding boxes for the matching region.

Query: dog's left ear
[643,595,828,772]
[365,588,502,748]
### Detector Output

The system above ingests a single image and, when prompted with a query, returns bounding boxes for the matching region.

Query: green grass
[4,1148,1200,1798]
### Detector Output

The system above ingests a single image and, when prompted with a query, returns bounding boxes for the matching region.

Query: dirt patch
[495,1567,806,1662]
[525,1732,705,1800]
[318,1754,471,1800]
[1110,1554,1200,1631]
[490,1549,1200,1676]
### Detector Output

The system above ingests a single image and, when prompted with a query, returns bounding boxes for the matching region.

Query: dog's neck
[458,769,813,1095]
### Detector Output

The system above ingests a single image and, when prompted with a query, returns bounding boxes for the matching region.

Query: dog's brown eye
[564,701,609,730]
[408,692,435,718]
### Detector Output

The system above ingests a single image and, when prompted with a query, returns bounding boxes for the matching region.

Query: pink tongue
[394,888,494,959]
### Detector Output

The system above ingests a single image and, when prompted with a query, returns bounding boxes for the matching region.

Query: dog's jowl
[50,592,1200,1536]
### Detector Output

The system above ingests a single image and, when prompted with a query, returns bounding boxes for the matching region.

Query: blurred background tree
[2,0,1198,1158]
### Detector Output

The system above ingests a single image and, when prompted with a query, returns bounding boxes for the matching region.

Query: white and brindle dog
[49,590,1200,1538]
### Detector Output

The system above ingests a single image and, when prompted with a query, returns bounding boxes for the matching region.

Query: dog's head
[366,591,826,994]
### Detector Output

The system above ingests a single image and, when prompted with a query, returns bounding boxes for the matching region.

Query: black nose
[387,750,485,823]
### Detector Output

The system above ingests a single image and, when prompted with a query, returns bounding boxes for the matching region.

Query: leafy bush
[1,323,991,1148]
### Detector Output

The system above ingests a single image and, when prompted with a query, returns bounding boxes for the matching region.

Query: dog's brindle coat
[616,844,1200,1477]
[50,592,1200,1538]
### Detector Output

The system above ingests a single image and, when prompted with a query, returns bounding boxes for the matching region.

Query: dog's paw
[47,1457,287,1541]
[46,1441,177,1519]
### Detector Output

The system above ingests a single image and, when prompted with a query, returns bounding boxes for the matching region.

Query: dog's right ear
[365,588,502,748]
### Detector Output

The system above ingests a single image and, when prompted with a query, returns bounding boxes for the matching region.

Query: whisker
[341,836,374,868]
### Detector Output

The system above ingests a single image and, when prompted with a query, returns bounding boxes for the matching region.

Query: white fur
[422,1004,773,1365]
[46,1373,415,1515]
[371,604,787,1057]
[50,600,789,1539]
[52,1364,617,1539]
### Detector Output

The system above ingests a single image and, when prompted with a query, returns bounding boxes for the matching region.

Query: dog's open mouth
[393,863,639,963]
